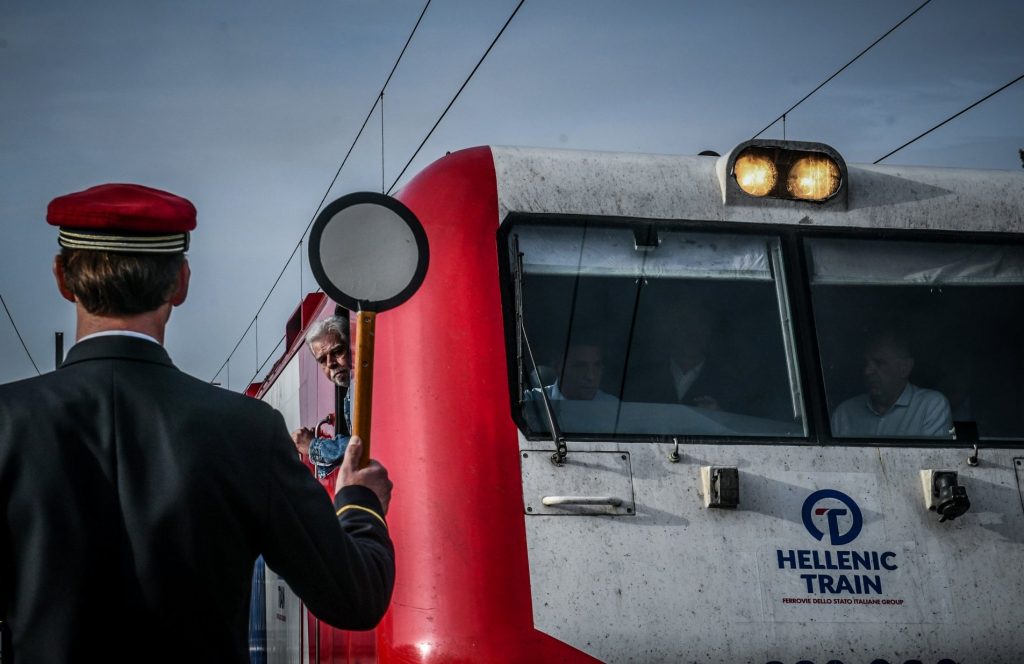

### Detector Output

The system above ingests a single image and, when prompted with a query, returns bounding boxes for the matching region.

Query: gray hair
[307,315,349,347]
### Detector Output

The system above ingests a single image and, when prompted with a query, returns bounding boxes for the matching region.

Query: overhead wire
[0,290,41,376]
[752,0,935,140]
[210,241,302,385]
[244,333,287,394]
[387,0,526,195]
[210,0,433,384]
[299,0,433,242]
[874,73,1024,164]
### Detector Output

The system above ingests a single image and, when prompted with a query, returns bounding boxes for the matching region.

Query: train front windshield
[513,221,806,439]
[510,219,1024,443]
[807,238,1024,441]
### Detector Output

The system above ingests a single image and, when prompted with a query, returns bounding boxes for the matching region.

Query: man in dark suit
[0,184,395,662]
[623,300,739,411]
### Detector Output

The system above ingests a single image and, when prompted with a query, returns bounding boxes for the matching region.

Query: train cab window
[806,238,1024,441]
[509,221,807,439]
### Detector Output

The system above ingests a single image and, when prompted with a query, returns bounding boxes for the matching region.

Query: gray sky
[2,0,1022,388]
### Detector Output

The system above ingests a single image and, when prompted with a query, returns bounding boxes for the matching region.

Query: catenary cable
[874,73,1024,164]
[0,290,41,375]
[752,0,934,140]
[387,0,526,194]
[211,0,433,383]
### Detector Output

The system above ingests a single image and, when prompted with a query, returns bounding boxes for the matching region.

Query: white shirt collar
[77,330,162,346]
[866,383,913,416]
[670,358,704,401]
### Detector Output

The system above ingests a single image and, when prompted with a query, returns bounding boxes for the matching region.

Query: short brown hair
[58,248,184,316]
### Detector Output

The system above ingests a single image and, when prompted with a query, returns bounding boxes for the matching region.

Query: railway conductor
[0,184,395,662]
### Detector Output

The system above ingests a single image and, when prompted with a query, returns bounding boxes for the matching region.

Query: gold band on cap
[58,229,190,253]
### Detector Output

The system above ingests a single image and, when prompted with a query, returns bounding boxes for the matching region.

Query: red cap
[47,183,196,253]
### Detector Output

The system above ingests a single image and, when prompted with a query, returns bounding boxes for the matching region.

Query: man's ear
[52,256,77,303]
[169,259,190,307]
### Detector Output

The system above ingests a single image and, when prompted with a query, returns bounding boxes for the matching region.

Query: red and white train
[250,142,1024,663]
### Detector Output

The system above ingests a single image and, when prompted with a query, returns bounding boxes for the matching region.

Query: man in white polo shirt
[830,332,952,438]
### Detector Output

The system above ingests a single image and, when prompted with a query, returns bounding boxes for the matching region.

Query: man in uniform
[0,184,395,662]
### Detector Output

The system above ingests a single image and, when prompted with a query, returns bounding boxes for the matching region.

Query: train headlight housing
[734,152,778,197]
[722,140,847,207]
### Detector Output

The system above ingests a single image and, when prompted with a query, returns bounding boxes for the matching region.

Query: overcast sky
[2,0,1022,388]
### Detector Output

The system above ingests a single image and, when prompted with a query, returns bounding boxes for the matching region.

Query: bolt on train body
[248,140,1024,664]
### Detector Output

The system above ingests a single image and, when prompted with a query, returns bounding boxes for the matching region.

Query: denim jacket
[308,390,351,480]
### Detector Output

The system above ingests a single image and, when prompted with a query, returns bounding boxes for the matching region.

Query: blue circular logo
[801,489,863,546]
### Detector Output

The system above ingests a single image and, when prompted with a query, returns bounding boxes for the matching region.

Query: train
[248,140,1024,663]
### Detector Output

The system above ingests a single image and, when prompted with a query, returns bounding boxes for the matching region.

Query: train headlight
[723,140,847,207]
[787,155,841,201]
[734,151,777,197]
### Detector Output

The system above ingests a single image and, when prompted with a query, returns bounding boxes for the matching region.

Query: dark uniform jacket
[622,358,741,411]
[622,358,794,421]
[0,335,394,663]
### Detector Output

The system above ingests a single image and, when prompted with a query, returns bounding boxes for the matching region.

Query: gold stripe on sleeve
[336,504,387,528]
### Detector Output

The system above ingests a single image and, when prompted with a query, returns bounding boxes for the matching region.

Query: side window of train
[805,238,1024,441]
[509,220,807,439]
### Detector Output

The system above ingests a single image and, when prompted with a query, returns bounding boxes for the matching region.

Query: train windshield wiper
[511,235,567,465]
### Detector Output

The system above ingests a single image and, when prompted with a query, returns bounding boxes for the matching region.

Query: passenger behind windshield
[526,338,618,402]
[623,300,737,411]
[830,331,953,438]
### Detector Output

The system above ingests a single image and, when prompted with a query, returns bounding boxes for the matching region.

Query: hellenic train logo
[801,489,863,546]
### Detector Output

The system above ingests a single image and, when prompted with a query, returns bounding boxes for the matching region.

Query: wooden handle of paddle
[351,310,376,468]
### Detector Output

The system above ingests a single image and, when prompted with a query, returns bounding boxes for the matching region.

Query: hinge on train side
[551,437,567,466]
